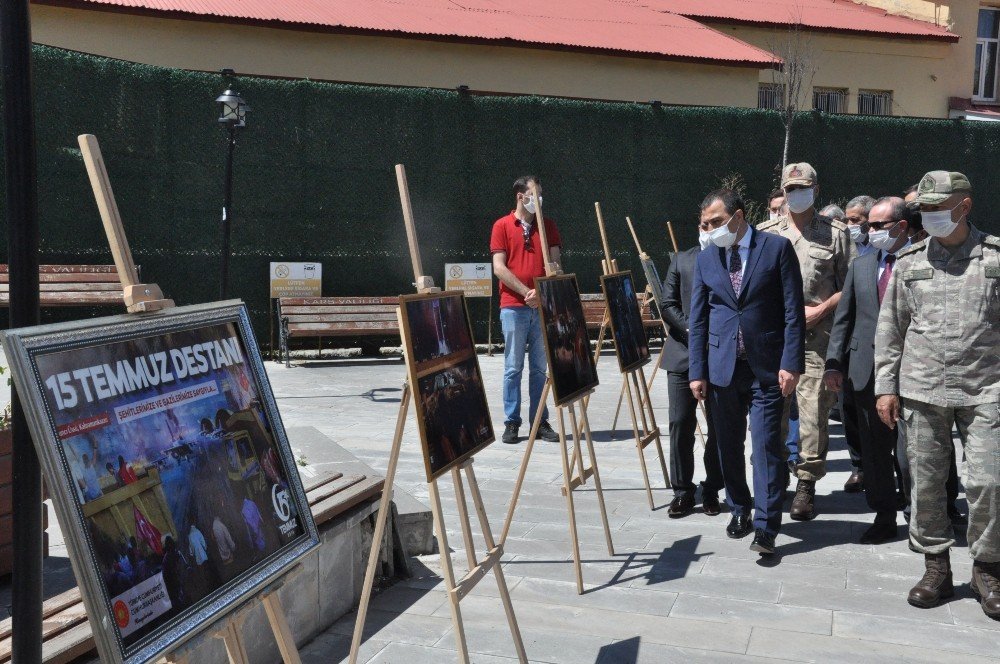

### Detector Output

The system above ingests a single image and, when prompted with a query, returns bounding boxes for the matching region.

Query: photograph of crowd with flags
[36,322,306,649]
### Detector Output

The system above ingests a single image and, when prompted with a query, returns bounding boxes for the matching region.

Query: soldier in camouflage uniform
[874,171,1000,619]
[759,163,857,520]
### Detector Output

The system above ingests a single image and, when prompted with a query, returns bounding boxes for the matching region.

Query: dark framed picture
[536,274,600,406]
[399,291,494,482]
[600,271,651,374]
[1,302,318,664]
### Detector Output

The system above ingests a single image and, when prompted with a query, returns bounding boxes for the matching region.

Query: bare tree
[768,17,818,168]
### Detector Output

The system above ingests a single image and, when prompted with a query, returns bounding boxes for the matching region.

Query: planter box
[0,428,48,578]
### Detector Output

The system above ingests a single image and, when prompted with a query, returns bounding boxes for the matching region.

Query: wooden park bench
[0,470,383,664]
[0,265,127,308]
[581,293,663,338]
[277,296,400,366]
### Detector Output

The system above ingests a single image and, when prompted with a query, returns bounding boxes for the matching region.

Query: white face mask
[785,188,815,214]
[698,230,712,250]
[708,213,740,248]
[768,211,780,222]
[921,202,963,238]
[848,225,864,243]
[522,195,542,215]
[867,223,900,252]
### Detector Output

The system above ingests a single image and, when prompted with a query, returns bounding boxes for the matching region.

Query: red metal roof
[646,0,958,42]
[53,0,779,66]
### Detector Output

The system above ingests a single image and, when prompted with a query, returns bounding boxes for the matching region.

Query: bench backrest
[279,296,401,337]
[580,293,662,332]
[0,265,124,307]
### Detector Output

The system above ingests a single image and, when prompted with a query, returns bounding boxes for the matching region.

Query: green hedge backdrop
[3,46,998,348]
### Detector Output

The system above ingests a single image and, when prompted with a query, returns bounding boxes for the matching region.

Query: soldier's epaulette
[757,216,782,231]
[897,239,927,258]
[817,214,849,231]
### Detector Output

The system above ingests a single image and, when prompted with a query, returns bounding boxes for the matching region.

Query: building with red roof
[26,1,988,119]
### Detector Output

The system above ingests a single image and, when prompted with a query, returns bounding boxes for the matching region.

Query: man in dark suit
[660,229,724,518]
[824,196,961,541]
[689,189,806,554]
[825,196,913,543]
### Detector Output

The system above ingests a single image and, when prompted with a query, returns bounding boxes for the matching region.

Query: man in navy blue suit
[689,189,806,554]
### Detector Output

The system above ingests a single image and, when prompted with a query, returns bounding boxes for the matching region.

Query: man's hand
[689,379,708,402]
[524,289,539,308]
[876,395,900,430]
[804,302,828,329]
[823,370,842,393]
[778,370,800,397]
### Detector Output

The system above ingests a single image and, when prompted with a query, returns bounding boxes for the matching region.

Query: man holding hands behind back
[689,189,806,555]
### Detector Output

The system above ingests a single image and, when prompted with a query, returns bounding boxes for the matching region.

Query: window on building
[975,7,1000,101]
[813,87,848,113]
[758,82,784,110]
[858,89,893,116]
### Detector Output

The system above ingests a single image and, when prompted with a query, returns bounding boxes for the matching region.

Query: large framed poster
[398,291,494,482]
[599,271,651,374]
[1,301,319,664]
[535,274,600,406]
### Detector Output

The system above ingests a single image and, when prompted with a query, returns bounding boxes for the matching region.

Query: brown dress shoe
[789,479,816,521]
[843,469,863,493]
[908,552,954,608]
[971,561,1000,620]
[667,494,695,518]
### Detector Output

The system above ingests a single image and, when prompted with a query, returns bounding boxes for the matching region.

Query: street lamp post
[215,86,247,300]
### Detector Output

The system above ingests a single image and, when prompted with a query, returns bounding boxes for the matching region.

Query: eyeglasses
[522,222,533,250]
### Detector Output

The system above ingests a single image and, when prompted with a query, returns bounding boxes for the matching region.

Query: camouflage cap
[781,162,817,188]
[911,170,972,207]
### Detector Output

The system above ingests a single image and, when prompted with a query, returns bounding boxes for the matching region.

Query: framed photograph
[600,271,651,374]
[1,301,319,664]
[399,291,494,482]
[637,256,664,320]
[536,274,600,406]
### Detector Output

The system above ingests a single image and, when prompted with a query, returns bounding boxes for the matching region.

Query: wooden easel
[79,134,301,663]
[163,575,301,664]
[499,188,615,595]
[612,219,708,449]
[349,165,525,664]
[78,134,174,314]
[591,204,669,510]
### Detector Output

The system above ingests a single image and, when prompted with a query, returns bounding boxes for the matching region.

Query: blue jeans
[500,306,548,426]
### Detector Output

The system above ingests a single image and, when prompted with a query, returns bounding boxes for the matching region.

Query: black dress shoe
[860,518,898,545]
[844,469,863,493]
[726,514,753,539]
[750,529,776,555]
[668,494,695,518]
[702,492,722,516]
[537,421,560,442]
[501,423,519,444]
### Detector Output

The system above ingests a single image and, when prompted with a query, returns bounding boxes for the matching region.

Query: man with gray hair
[875,171,1000,618]
[846,195,877,259]
[819,204,845,222]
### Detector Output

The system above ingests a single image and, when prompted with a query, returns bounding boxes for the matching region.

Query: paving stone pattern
[266,351,999,663]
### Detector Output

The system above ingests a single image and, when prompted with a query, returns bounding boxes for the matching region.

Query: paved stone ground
[266,350,1000,664]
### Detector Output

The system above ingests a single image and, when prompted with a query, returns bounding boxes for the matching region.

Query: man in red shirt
[490,176,561,444]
